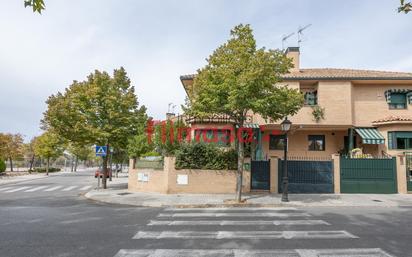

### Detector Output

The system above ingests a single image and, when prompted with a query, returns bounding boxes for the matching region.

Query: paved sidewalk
[85,178,412,208]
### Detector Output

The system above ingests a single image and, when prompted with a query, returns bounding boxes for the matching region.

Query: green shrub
[142,151,161,157]
[175,142,237,170]
[34,167,61,173]
[0,159,6,173]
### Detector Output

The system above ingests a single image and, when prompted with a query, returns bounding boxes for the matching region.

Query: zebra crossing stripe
[114,248,394,257]
[164,207,298,212]
[4,186,30,193]
[44,186,63,192]
[62,186,77,191]
[158,212,310,218]
[79,185,92,190]
[147,219,330,226]
[132,230,358,239]
[24,186,48,192]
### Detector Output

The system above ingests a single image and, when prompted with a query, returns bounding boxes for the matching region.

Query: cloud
[0,0,411,140]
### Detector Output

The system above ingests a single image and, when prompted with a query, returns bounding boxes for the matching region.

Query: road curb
[84,190,406,208]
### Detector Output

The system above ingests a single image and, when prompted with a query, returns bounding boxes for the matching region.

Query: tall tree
[188,24,303,202]
[0,133,24,172]
[42,67,147,188]
[33,131,64,175]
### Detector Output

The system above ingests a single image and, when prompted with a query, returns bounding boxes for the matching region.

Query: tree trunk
[9,158,13,172]
[29,155,35,173]
[74,156,78,172]
[109,149,113,181]
[102,155,108,189]
[235,127,245,203]
[46,157,50,176]
[71,157,74,172]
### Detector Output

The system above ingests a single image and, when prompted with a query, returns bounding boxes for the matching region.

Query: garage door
[340,157,397,194]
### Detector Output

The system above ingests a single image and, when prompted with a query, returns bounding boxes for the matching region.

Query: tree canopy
[188,24,304,201]
[24,0,45,13]
[33,131,65,175]
[0,133,24,171]
[42,67,147,187]
[399,0,412,13]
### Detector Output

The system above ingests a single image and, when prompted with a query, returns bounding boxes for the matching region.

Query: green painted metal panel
[406,152,412,192]
[251,160,270,190]
[278,160,333,193]
[340,157,397,194]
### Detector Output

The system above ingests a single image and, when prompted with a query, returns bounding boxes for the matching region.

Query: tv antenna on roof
[281,32,295,50]
[297,24,312,46]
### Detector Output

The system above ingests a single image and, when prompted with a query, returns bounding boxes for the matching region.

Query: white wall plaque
[142,173,149,182]
[176,174,188,185]
[138,173,149,182]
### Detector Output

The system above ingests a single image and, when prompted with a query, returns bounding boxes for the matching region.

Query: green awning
[355,128,385,144]
[243,123,260,129]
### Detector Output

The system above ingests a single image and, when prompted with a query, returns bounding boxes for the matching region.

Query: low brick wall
[128,157,251,194]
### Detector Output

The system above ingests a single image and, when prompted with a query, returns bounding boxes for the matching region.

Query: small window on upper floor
[300,83,318,106]
[388,93,407,109]
[304,91,318,106]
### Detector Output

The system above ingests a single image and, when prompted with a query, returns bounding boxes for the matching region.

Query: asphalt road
[0,170,411,257]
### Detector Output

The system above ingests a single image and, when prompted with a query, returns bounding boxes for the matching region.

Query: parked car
[95,168,112,178]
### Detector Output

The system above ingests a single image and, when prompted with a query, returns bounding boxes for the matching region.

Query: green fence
[340,157,397,194]
[406,152,412,191]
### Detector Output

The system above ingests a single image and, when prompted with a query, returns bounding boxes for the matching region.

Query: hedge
[34,167,61,173]
[175,142,237,170]
[0,159,5,173]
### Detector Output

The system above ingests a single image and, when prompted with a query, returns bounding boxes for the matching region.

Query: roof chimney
[166,112,175,120]
[285,47,300,72]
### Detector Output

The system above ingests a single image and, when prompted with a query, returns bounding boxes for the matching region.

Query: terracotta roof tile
[181,69,412,81]
[372,116,412,124]
[283,68,412,80]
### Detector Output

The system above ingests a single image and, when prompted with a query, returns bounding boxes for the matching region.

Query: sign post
[95,146,107,189]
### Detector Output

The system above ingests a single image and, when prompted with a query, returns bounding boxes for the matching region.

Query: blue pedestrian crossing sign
[95,146,107,157]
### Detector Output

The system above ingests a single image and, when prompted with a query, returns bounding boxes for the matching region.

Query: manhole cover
[118,192,132,196]
[372,199,383,202]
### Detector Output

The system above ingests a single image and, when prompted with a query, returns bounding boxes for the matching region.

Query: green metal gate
[278,159,334,193]
[406,152,412,192]
[251,160,270,190]
[340,157,397,194]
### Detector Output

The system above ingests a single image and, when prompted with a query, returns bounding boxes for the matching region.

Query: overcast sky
[0,0,411,141]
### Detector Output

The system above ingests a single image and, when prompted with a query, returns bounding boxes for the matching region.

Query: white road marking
[158,212,310,218]
[44,186,63,192]
[24,186,48,192]
[164,207,298,212]
[148,219,330,226]
[0,187,13,192]
[62,186,77,191]
[4,186,30,193]
[114,248,394,257]
[132,230,357,239]
[79,185,92,190]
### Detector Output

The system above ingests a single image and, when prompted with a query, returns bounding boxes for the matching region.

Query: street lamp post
[281,117,292,202]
